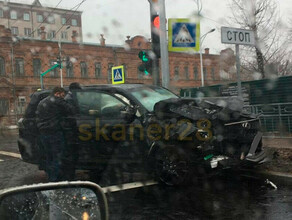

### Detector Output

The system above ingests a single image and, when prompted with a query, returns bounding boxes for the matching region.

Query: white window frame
[61,31,67,40]
[11,27,18,35]
[23,12,30,21]
[37,14,43,23]
[71,19,77,26]
[47,31,56,39]
[48,15,55,24]
[10,11,17,20]
[61,17,66,25]
[24,28,31,36]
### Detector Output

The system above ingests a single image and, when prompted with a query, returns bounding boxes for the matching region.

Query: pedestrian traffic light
[138,50,153,75]
[151,14,160,58]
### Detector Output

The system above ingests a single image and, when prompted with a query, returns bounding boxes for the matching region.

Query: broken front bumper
[208,131,267,169]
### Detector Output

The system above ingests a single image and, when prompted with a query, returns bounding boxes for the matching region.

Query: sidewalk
[260,137,292,175]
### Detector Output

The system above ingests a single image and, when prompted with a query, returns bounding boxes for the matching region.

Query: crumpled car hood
[153,97,251,122]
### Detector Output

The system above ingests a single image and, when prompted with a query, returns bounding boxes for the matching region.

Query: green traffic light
[138,51,149,62]
[142,54,149,62]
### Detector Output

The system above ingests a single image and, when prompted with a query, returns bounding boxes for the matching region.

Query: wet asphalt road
[1,131,292,219]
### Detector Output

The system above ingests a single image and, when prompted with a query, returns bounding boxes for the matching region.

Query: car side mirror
[0,181,108,220]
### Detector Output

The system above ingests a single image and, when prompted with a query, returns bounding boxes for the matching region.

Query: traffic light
[151,14,160,58]
[56,56,62,68]
[138,50,153,75]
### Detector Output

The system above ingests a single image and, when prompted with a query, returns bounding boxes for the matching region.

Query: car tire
[154,146,190,186]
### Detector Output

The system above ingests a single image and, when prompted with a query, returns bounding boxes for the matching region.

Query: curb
[241,169,292,185]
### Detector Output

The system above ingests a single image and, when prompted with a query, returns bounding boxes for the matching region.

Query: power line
[49,0,87,41]
[29,0,64,37]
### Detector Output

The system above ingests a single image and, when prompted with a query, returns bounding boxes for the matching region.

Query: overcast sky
[12,0,292,54]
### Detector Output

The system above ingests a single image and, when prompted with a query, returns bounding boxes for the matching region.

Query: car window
[76,91,125,118]
[100,93,125,118]
[76,91,101,115]
[130,87,177,111]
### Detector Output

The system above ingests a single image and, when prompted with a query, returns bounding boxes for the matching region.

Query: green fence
[180,75,292,105]
[180,76,292,137]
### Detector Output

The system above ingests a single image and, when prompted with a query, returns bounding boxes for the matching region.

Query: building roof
[0,0,82,14]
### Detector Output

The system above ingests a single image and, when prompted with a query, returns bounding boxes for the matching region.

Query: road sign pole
[158,0,169,89]
[235,44,242,98]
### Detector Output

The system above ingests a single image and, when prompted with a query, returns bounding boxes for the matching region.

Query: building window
[61,17,66,25]
[11,27,18,35]
[203,67,207,80]
[184,65,189,79]
[211,68,215,80]
[61,31,67,40]
[0,98,9,116]
[49,60,58,77]
[107,63,114,82]
[0,57,5,76]
[37,14,43,23]
[80,62,88,78]
[66,59,74,78]
[10,11,17,20]
[95,62,102,78]
[174,66,179,80]
[15,58,24,76]
[71,19,77,26]
[193,66,198,80]
[33,59,41,77]
[24,28,31,37]
[23,12,30,21]
[0,9,3,18]
[37,29,41,36]
[47,31,56,39]
[48,16,55,24]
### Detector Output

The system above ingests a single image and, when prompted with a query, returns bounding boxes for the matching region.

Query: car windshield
[130,87,178,111]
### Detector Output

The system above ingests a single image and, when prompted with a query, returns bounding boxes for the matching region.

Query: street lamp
[199,28,215,87]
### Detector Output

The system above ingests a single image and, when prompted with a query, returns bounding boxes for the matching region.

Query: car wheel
[155,147,190,186]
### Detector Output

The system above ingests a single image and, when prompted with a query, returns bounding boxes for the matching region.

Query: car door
[74,90,138,169]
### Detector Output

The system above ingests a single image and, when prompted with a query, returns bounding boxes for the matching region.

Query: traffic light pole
[149,0,160,86]
[158,0,170,89]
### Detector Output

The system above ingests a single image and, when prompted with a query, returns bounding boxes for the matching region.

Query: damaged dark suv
[18,84,266,185]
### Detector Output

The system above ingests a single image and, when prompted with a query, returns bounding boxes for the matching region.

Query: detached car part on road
[18,84,266,185]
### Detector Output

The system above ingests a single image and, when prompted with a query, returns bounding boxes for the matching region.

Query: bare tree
[229,0,289,79]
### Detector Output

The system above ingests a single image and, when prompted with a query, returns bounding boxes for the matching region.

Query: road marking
[102,180,158,193]
[0,151,21,159]
[0,159,4,162]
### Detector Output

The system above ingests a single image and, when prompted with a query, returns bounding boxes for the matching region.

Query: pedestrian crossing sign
[112,65,125,84]
[168,18,200,52]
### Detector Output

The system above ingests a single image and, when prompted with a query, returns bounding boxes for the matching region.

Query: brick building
[0,25,235,125]
[0,0,82,42]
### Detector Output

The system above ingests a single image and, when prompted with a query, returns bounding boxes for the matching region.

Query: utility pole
[158,0,170,89]
[58,39,63,87]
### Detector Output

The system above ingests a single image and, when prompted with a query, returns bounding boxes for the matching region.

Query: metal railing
[243,103,292,138]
